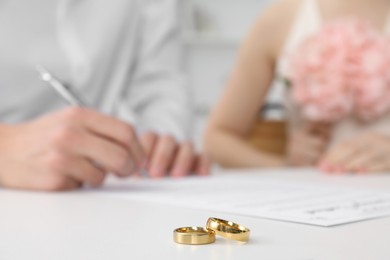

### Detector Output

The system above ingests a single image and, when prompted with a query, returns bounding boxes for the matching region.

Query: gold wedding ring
[206,217,250,242]
[173,227,216,245]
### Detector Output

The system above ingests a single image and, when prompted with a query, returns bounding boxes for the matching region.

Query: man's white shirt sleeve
[117,0,193,142]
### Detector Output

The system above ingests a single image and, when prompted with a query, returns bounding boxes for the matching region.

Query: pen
[36,65,147,178]
[36,65,87,107]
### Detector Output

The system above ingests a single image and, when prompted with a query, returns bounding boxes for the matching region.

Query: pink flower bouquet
[289,18,390,123]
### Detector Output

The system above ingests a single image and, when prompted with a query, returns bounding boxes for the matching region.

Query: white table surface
[1,169,390,260]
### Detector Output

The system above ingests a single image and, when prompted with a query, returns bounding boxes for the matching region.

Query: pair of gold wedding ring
[173,217,250,245]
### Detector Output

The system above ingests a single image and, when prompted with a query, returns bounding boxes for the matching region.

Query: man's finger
[149,136,178,178]
[133,132,158,177]
[4,172,81,192]
[63,156,106,187]
[193,153,211,176]
[140,132,158,164]
[78,108,145,167]
[171,142,195,178]
[60,179,83,190]
[70,130,134,177]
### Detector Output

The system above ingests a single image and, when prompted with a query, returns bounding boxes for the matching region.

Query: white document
[107,173,390,227]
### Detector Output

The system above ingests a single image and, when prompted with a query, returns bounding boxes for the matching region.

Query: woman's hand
[320,132,390,173]
[287,122,331,166]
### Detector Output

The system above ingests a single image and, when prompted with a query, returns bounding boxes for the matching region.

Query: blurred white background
[181,0,273,148]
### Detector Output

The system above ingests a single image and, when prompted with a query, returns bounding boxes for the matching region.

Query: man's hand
[0,107,145,191]
[320,132,390,173]
[140,132,210,178]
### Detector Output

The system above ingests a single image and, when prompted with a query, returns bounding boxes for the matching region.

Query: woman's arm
[204,1,299,168]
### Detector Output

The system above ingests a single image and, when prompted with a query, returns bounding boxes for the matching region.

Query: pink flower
[289,18,390,123]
